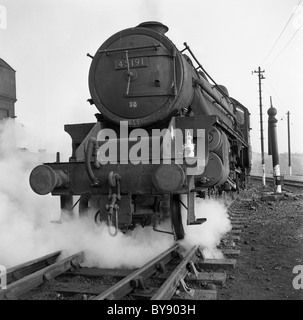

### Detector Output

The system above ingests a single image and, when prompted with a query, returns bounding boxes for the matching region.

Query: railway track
[0,191,254,301]
[250,174,303,189]
[0,251,84,300]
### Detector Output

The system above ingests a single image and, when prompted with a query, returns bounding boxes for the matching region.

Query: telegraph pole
[253,67,266,186]
[287,111,292,176]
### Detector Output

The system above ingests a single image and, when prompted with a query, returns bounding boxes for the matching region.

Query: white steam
[51,217,175,269]
[139,0,163,21]
[180,195,232,259]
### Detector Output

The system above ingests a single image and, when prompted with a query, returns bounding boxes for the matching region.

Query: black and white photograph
[0,0,302,306]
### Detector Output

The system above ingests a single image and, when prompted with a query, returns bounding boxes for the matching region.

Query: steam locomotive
[29,22,251,240]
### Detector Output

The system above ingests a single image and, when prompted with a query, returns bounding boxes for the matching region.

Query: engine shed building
[0,58,16,120]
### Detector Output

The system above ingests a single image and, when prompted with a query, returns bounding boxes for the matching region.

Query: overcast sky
[0,0,302,160]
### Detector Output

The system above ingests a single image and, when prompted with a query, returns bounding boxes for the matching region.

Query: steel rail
[0,252,84,300]
[250,175,303,188]
[6,251,61,285]
[92,243,180,300]
[151,245,200,300]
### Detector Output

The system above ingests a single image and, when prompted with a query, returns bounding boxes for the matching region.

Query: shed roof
[0,58,15,71]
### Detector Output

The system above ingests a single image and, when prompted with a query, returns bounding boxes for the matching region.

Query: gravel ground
[219,183,303,300]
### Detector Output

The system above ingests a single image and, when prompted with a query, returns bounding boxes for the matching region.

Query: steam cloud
[180,195,232,258]
[140,0,163,21]
[0,119,231,270]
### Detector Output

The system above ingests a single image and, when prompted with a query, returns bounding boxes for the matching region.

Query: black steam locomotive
[29,22,251,240]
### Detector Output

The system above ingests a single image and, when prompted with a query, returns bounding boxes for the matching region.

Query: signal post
[267,98,282,193]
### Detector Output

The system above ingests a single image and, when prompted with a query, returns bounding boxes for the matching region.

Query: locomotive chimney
[137,21,169,34]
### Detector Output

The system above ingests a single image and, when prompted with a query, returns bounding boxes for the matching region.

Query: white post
[274,165,282,193]
[262,164,266,186]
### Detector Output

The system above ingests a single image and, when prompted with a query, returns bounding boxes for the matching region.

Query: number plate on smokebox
[114,57,148,69]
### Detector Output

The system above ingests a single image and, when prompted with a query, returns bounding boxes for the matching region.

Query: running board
[189,218,207,225]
